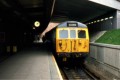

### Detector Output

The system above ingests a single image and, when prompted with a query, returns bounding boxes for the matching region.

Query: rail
[61,65,99,80]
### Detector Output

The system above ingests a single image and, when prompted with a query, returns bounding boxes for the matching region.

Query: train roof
[57,21,87,28]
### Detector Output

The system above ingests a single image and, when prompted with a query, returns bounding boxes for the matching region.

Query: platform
[0,44,62,80]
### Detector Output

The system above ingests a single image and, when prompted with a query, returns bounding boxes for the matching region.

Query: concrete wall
[90,31,106,42]
[117,10,120,28]
[89,0,120,10]
[89,42,120,77]
[88,11,117,34]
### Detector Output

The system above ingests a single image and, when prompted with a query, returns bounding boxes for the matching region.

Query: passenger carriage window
[78,30,86,38]
[59,30,68,38]
[70,30,76,38]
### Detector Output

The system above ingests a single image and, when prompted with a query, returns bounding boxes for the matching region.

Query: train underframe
[56,52,89,65]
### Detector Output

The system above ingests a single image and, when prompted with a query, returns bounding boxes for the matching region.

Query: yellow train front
[55,21,89,57]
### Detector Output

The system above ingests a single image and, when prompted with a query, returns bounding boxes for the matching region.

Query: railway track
[56,57,99,80]
[61,65,99,80]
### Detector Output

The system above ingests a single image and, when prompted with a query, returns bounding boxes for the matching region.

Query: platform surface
[0,45,62,80]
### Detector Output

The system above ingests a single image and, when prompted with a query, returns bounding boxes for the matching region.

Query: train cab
[56,21,89,55]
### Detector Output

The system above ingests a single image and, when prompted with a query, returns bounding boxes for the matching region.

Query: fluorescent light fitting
[105,18,108,20]
[101,19,104,21]
[94,21,96,23]
[109,16,113,19]
[97,20,100,22]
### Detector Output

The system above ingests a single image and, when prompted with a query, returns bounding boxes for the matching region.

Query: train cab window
[78,30,86,38]
[59,30,68,38]
[70,30,76,38]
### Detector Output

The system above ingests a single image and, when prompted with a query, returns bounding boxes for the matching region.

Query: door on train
[56,28,70,53]
[77,29,89,52]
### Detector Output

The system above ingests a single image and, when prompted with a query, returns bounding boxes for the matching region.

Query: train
[42,21,89,59]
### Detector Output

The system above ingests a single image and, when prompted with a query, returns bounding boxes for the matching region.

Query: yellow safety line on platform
[52,55,63,80]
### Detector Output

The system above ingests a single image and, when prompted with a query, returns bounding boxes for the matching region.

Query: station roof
[53,0,115,22]
[0,0,115,32]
